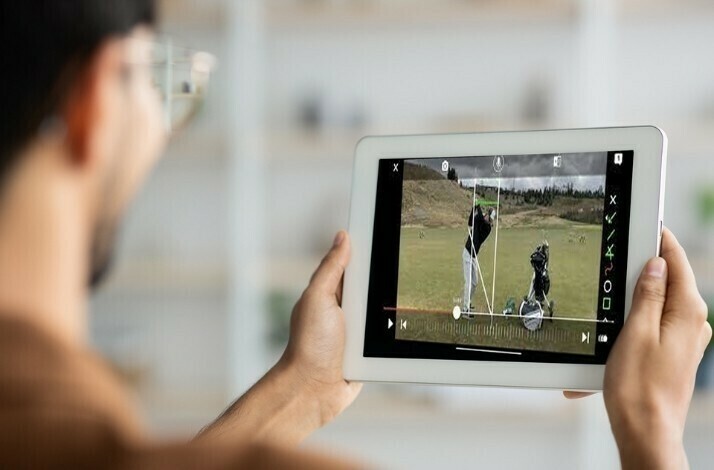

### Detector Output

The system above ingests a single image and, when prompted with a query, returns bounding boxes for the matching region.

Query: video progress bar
[384,306,615,324]
[456,347,522,356]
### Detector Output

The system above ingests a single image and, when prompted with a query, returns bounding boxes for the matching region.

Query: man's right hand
[603,228,711,469]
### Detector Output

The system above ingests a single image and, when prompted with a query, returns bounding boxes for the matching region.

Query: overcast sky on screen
[407,152,608,192]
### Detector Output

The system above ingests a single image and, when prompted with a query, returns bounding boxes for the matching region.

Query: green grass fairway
[396,224,602,355]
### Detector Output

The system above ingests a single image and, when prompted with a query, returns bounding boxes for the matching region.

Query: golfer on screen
[463,202,495,311]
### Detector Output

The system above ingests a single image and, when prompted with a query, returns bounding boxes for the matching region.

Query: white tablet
[343,126,667,391]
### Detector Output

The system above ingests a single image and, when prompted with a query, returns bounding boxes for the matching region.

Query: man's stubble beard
[89,209,120,289]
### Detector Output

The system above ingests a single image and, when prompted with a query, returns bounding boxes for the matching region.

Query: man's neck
[0,138,92,346]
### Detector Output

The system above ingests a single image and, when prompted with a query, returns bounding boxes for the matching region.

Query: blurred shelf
[266,129,363,164]
[156,0,714,34]
[266,0,576,31]
[97,259,228,296]
[158,0,227,32]
[162,119,714,166]
[266,255,322,292]
[621,0,714,19]
[265,0,714,32]
[263,119,533,165]
[165,126,360,166]
[329,383,714,429]
[163,126,229,164]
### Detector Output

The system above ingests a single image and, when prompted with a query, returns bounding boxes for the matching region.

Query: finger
[309,231,351,295]
[563,391,594,399]
[660,228,698,294]
[660,227,694,281]
[623,257,668,338]
[660,228,708,329]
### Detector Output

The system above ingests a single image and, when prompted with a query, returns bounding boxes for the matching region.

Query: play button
[581,332,590,344]
[388,319,394,329]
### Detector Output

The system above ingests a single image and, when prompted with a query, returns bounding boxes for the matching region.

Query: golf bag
[530,244,551,303]
[519,242,554,331]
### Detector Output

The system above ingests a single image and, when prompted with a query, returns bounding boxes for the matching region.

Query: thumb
[623,257,668,339]
[309,231,351,295]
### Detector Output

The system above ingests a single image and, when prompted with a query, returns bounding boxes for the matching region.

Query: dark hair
[0,1,156,178]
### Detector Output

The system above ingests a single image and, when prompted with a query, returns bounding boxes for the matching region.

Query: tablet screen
[364,151,633,364]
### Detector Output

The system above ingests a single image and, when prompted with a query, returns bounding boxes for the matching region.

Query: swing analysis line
[467,181,475,309]
[491,175,501,318]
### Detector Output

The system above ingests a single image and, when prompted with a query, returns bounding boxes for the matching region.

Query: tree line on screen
[449,170,604,206]
[495,184,605,206]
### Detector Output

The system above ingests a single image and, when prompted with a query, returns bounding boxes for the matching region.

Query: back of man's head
[0,1,155,181]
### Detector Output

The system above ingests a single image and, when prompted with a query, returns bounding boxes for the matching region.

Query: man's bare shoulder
[0,315,358,469]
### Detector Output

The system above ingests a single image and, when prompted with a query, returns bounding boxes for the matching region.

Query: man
[463,203,495,311]
[0,2,709,469]
[0,2,357,468]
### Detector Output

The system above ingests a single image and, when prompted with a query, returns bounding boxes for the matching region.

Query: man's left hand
[279,231,362,426]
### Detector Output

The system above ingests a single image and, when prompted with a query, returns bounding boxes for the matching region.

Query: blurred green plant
[699,187,714,226]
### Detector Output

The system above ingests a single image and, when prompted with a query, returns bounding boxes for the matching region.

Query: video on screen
[393,153,608,356]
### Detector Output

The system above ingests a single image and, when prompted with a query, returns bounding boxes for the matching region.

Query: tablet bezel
[343,126,667,391]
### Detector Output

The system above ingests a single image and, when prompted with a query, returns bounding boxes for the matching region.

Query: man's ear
[62,40,123,168]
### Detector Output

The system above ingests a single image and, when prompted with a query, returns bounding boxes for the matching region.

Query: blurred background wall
[90,0,714,468]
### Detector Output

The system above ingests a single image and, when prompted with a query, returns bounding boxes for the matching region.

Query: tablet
[343,126,667,391]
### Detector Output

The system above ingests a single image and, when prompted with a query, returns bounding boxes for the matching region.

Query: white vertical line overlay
[491,176,501,322]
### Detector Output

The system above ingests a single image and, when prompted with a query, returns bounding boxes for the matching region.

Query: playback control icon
[581,333,608,344]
